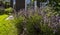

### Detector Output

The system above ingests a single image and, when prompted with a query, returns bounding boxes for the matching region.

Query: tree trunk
[37,0,40,8]
[10,0,13,8]
[15,0,25,12]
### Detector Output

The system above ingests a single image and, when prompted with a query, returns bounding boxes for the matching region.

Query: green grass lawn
[0,14,17,35]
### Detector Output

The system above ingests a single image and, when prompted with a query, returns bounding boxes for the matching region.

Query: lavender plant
[12,6,60,35]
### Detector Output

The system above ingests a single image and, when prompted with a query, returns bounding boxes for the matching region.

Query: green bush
[26,14,42,35]
[13,16,25,35]
[40,23,54,35]
[5,7,13,14]
[0,14,25,35]
[0,8,4,15]
[13,14,54,35]
[4,2,10,8]
[26,14,54,35]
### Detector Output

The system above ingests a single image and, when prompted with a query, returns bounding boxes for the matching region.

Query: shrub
[13,9,56,35]
[13,16,25,35]
[5,7,13,14]
[25,14,54,35]
[4,2,10,8]
[40,23,54,35]
[26,14,42,35]
[0,8,4,15]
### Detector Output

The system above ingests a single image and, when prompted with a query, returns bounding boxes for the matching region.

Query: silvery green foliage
[12,4,60,35]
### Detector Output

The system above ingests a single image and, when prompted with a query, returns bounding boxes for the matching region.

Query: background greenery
[0,0,60,35]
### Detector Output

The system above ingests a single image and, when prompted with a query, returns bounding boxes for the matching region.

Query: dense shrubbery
[13,16,25,35]
[0,12,57,35]
[0,7,13,15]
[26,14,42,35]
[5,7,13,14]
[4,2,10,8]
[12,6,60,35]
[0,8,4,15]
[0,0,60,35]
[13,13,55,35]
[0,6,60,35]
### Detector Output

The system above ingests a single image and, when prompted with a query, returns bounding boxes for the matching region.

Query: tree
[49,0,60,11]
[32,0,47,8]
[36,0,60,11]
[15,0,25,11]
[10,0,13,8]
